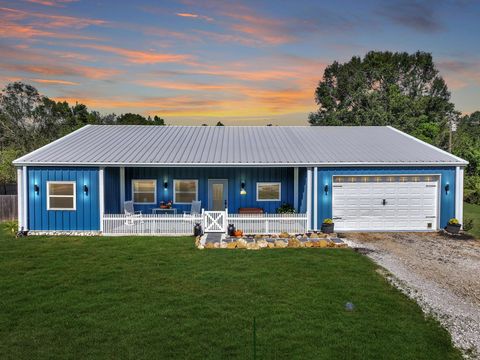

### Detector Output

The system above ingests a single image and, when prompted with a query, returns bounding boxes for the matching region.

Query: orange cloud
[26,0,78,6]
[0,63,120,80]
[176,12,213,21]
[32,78,79,85]
[137,80,235,91]
[75,43,193,64]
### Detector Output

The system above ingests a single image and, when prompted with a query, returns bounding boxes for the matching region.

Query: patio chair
[124,201,143,226]
[184,200,201,215]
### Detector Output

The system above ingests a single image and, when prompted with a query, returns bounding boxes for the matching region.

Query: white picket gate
[204,211,226,232]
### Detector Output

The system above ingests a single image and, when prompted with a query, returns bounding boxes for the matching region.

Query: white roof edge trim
[386,126,468,165]
[13,125,92,164]
[12,161,467,167]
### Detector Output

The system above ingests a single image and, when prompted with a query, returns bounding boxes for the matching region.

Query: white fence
[227,213,308,234]
[102,212,308,236]
[102,214,203,236]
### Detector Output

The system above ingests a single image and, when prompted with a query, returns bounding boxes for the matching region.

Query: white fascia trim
[455,166,464,225]
[387,126,468,165]
[12,125,92,164]
[12,161,468,168]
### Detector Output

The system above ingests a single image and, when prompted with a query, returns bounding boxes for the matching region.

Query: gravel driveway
[342,232,480,359]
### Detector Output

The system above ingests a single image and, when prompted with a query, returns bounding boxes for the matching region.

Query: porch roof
[14,125,467,167]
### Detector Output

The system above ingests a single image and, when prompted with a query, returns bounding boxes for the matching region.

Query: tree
[216,121,224,126]
[309,51,455,147]
[116,113,165,125]
[453,111,480,177]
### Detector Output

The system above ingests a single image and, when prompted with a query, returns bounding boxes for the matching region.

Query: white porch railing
[102,214,203,236]
[102,211,308,236]
[227,213,308,234]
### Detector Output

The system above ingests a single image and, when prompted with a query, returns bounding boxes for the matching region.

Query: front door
[208,179,228,211]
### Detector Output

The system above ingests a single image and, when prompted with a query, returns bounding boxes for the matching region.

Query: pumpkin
[234,229,243,237]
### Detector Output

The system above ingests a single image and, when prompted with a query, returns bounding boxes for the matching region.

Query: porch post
[293,167,299,211]
[99,167,105,232]
[17,167,23,231]
[119,166,125,213]
[306,167,312,230]
[455,166,464,227]
[22,166,28,230]
[313,167,318,230]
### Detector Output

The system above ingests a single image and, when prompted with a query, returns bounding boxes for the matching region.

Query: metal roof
[13,125,467,167]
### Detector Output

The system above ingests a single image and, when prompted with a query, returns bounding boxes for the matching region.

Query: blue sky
[1,0,479,124]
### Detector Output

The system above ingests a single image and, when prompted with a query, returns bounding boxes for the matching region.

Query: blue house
[13,125,467,235]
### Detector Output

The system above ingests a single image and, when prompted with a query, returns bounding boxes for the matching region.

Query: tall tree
[309,51,455,147]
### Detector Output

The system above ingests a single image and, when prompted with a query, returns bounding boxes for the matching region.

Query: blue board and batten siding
[314,167,456,229]
[111,167,295,214]
[27,167,100,231]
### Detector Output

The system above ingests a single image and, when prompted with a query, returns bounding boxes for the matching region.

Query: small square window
[47,181,76,210]
[132,180,156,204]
[174,180,198,204]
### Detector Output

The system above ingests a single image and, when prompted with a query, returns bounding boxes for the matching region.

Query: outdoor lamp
[324,184,329,195]
[240,182,247,195]
[164,181,168,190]
[445,184,450,195]
[34,184,39,194]
[83,185,89,195]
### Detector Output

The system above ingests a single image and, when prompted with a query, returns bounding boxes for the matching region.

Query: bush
[463,217,474,232]
[448,218,459,225]
[276,203,296,214]
[464,176,480,205]
[3,220,18,236]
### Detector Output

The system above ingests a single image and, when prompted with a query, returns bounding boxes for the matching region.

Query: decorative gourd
[234,229,243,237]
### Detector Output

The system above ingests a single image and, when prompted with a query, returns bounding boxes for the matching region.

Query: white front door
[208,179,228,211]
[332,175,439,231]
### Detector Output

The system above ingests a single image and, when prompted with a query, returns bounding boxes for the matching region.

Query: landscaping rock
[257,239,268,248]
[267,242,275,249]
[226,241,237,249]
[279,232,290,238]
[288,238,302,248]
[219,242,228,249]
[205,242,215,249]
[246,242,260,250]
[236,239,247,249]
[275,240,288,248]
[304,241,313,248]
[318,239,329,248]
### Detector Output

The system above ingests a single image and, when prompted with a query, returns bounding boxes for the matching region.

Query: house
[13,125,467,235]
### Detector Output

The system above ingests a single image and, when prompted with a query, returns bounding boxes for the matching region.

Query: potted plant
[276,203,296,214]
[445,218,461,234]
[321,218,334,234]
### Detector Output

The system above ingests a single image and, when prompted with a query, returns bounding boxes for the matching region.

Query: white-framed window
[47,181,76,210]
[256,182,281,201]
[132,179,157,204]
[174,179,198,204]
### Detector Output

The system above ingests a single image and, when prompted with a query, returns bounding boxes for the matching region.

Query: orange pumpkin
[234,229,243,237]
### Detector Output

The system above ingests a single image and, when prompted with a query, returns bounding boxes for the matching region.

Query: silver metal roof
[13,125,467,167]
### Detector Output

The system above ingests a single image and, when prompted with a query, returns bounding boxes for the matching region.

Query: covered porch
[100,166,311,235]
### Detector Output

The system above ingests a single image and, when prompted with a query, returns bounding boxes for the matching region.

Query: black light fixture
[83,184,89,195]
[445,183,450,195]
[324,184,329,195]
[34,184,39,194]
[240,182,247,195]
[164,181,168,190]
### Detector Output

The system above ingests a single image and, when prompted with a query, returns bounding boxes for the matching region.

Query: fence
[102,212,308,236]
[0,195,17,222]
[102,214,203,236]
[227,213,308,234]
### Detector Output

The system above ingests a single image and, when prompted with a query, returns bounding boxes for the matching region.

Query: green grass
[464,202,480,238]
[0,229,461,359]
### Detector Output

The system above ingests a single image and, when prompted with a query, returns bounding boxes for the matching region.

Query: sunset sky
[1,0,479,125]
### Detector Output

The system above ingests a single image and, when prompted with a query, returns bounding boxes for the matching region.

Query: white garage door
[332,175,439,231]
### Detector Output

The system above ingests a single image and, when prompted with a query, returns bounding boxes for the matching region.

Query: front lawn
[464,202,480,238]
[0,230,461,359]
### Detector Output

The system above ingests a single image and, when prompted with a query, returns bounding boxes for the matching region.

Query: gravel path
[342,232,480,359]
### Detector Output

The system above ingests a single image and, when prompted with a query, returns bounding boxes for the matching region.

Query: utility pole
[448,113,457,153]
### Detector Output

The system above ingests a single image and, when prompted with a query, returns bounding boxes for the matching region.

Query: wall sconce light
[34,184,39,194]
[164,181,168,190]
[240,182,247,195]
[444,184,450,195]
[324,184,329,195]
[83,185,89,195]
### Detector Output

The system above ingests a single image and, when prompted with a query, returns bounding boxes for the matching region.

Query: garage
[332,175,439,231]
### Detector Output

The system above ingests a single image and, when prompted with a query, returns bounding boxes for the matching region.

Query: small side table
[152,208,177,215]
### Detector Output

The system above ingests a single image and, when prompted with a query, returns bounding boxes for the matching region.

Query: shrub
[463,217,474,232]
[3,220,18,235]
[276,203,296,214]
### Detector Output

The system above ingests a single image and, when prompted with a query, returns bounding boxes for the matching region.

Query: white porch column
[99,167,105,232]
[313,167,318,230]
[306,167,312,230]
[455,166,464,226]
[293,167,299,211]
[22,166,28,230]
[119,167,125,213]
[17,167,23,231]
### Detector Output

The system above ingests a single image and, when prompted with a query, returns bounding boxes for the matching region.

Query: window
[132,180,156,204]
[47,181,76,210]
[256,182,281,201]
[174,180,198,204]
